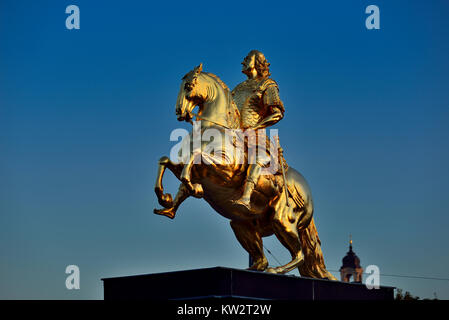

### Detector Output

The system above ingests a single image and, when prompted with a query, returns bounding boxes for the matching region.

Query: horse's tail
[284,167,336,280]
[298,218,337,280]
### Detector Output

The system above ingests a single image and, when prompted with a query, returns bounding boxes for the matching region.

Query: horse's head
[175,63,208,122]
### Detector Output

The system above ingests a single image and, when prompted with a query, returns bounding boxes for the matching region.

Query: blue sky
[1,0,448,299]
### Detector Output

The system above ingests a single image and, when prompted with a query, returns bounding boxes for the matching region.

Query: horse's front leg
[154,155,200,219]
[180,152,203,198]
[154,183,190,219]
[154,156,176,208]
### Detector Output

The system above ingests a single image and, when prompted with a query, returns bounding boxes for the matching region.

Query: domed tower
[340,236,363,283]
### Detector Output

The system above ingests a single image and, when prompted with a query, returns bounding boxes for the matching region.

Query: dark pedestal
[102,266,394,300]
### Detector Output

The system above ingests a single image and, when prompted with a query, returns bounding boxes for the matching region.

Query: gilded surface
[153,51,336,279]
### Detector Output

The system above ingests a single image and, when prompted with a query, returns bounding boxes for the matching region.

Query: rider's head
[242,50,271,79]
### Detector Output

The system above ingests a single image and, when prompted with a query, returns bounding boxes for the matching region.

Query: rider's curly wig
[249,50,271,78]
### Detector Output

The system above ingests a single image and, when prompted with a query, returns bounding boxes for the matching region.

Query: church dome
[340,240,361,270]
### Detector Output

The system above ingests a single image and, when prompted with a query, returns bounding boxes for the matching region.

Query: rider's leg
[233,163,261,210]
[154,183,190,219]
[234,130,273,210]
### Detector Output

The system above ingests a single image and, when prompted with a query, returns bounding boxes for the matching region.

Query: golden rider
[232,50,285,211]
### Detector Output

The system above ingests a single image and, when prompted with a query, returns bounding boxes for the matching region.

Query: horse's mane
[204,72,230,93]
[203,72,241,129]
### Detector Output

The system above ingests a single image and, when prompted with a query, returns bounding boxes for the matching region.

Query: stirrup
[232,198,252,211]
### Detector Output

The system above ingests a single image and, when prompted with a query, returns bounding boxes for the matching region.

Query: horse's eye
[185,83,193,91]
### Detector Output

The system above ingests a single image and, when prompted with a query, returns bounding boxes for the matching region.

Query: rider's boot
[233,163,261,211]
[234,180,255,210]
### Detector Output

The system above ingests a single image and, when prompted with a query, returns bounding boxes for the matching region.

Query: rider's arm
[254,106,284,129]
[254,84,285,129]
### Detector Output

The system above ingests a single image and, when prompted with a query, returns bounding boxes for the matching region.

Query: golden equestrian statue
[154,50,336,279]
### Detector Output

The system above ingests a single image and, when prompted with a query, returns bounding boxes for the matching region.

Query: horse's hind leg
[267,203,304,274]
[230,220,268,271]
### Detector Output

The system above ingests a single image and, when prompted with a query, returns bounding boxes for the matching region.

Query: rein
[194,115,232,129]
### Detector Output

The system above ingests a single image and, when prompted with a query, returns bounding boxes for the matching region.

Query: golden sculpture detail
[154,50,336,279]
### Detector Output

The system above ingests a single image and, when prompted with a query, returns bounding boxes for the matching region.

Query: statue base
[102,267,394,300]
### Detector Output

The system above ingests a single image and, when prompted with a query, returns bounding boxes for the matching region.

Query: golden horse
[154,64,336,279]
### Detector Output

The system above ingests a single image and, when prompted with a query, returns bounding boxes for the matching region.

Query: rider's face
[242,54,257,79]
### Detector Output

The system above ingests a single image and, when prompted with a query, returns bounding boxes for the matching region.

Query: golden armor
[231,50,285,210]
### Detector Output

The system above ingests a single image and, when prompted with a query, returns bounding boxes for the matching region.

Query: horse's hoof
[154,207,176,219]
[247,259,268,271]
[158,193,173,209]
[191,184,203,198]
[181,178,195,193]
[266,267,281,274]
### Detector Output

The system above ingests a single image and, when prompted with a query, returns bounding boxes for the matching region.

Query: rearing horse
[154,64,335,278]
